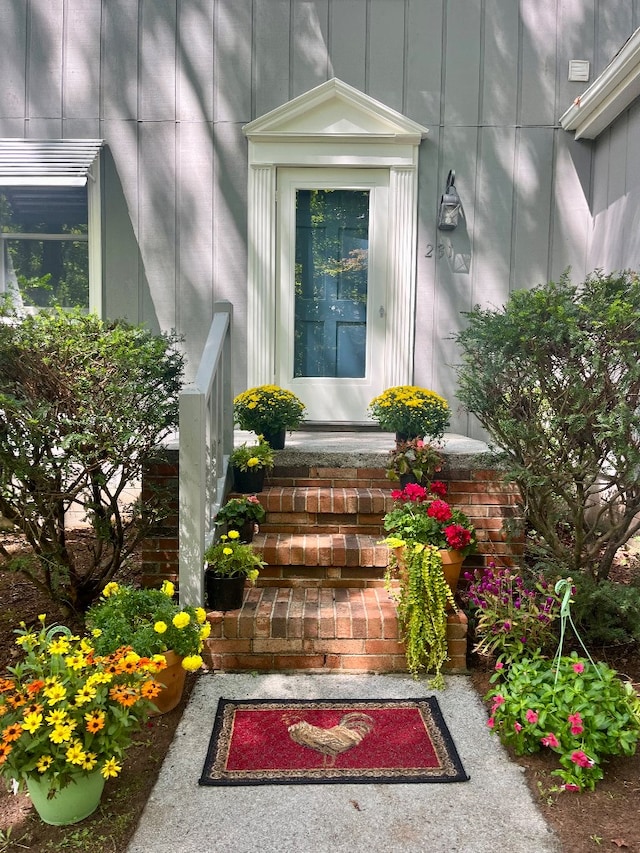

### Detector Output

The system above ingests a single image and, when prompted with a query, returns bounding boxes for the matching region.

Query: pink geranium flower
[430,480,448,498]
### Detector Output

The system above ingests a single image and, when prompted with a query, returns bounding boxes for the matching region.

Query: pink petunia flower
[525,709,539,724]
[494,661,504,671]
[541,733,560,749]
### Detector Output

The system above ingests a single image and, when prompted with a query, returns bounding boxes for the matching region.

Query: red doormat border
[199,698,469,786]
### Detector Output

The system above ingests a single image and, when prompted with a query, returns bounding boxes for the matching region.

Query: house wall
[1,0,638,437]
[589,96,640,272]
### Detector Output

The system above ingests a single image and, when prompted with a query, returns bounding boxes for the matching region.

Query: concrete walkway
[127,672,560,853]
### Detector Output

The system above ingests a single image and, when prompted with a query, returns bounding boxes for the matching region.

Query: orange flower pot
[150,650,187,715]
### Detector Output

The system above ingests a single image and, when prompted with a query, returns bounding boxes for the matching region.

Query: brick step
[203,586,468,674]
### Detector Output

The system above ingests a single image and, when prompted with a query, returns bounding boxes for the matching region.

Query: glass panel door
[277,169,388,423]
[294,188,369,378]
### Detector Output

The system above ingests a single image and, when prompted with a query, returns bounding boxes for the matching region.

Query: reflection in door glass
[294,189,369,378]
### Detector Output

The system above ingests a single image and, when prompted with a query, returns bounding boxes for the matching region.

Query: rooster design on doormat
[285,712,375,767]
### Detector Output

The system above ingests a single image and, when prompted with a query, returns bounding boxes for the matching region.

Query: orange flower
[0,679,15,694]
[0,742,12,764]
[109,685,138,708]
[22,702,44,717]
[26,679,45,695]
[140,680,162,700]
[84,710,106,733]
[2,723,23,743]
[6,695,25,710]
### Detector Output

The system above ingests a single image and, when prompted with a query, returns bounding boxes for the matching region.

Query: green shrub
[455,270,640,582]
[571,576,640,646]
[0,307,184,613]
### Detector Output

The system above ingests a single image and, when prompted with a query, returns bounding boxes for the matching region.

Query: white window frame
[242,79,428,401]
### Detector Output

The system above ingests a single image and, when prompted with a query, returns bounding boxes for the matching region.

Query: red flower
[430,480,448,498]
[444,524,471,550]
[403,483,428,502]
[427,499,452,522]
[570,750,593,768]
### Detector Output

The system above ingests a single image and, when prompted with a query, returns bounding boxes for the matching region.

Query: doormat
[198,698,469,786]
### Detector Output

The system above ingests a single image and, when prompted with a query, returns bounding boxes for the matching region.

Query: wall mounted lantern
[437,170,461,231]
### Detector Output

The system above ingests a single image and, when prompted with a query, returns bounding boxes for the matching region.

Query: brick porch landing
[202,586,469,674]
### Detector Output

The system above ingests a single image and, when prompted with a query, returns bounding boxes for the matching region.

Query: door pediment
[243,78,428,144]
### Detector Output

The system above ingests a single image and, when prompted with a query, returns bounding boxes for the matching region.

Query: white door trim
[243,78,428,422]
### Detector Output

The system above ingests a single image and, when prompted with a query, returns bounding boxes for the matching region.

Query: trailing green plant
[233,385,306,433]
[385,438,443,484]
[230,436,275,472]
[384,539,456,689]
[368,385,450,439]
[383,483,476,554]
[0,306,184,614]
[463,562,563,664]
[455,270,640,583]
[86,581,209,671]
[485,652,640,791]
[204,531,265,580]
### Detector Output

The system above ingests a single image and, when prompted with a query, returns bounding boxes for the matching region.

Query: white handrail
[178,301,233,606]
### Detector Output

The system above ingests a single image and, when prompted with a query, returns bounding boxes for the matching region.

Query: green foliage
[204,532,265,580]
[455,270,640,581]
[86,582,208,669]
[570,575,640,647]
[464,562,562,663]
[384,543,456,689]
[486,652,640,791]
[233,385,306,432]
[230,436,275,471]
[214,495,266,527]
[0,307,184,613]
[385,439,443,484]
[368,385,450,439]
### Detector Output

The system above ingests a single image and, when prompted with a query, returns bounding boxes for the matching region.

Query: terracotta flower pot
[393,547,464,597]
[150,650,187,715]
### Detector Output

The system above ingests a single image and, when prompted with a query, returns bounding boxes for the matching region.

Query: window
[0,140,102,314]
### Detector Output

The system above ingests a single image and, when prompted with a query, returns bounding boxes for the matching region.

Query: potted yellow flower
[86,581,210,713]
[204,531,265,611]
[230,436,275,493]
[368,385,450,441]
[233,384,306,448]
[0,617,162,825]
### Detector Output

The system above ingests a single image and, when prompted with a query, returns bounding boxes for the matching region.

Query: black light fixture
[437,170,461,231]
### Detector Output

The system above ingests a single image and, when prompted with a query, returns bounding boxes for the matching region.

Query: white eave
[560,28,640,139]
[0,139,103,186]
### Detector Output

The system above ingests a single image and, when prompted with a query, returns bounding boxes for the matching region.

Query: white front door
[276,168,389,423]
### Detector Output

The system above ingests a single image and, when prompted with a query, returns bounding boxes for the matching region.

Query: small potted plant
[86,581,210,714]
[382,482,475,688]
[230,436,275,493]
[0,616,162,825]
[233,384,306,448]
[215,495,266,542]
[386,438,443,487]
[368,385,450,441]
[204,531,266,611]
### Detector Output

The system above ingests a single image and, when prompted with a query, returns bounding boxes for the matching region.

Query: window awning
[0,139,103,186]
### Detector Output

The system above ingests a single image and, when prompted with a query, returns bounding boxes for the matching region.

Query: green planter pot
[26,770,106,825]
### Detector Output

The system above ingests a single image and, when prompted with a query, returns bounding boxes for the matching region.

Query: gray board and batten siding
[1,0,639,438]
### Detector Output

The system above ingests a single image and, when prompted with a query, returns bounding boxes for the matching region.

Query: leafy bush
[486,653,640,791]
[570,575,640,647]
[455,270,640,581]
[0,307,184,613]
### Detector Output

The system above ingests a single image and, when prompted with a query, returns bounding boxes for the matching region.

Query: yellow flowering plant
[230,436,275,472]
[233,385,306,433]
[86,582,209,672]
[368,385,450,439]
[0,617,162,792]
[204,531,265,581]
